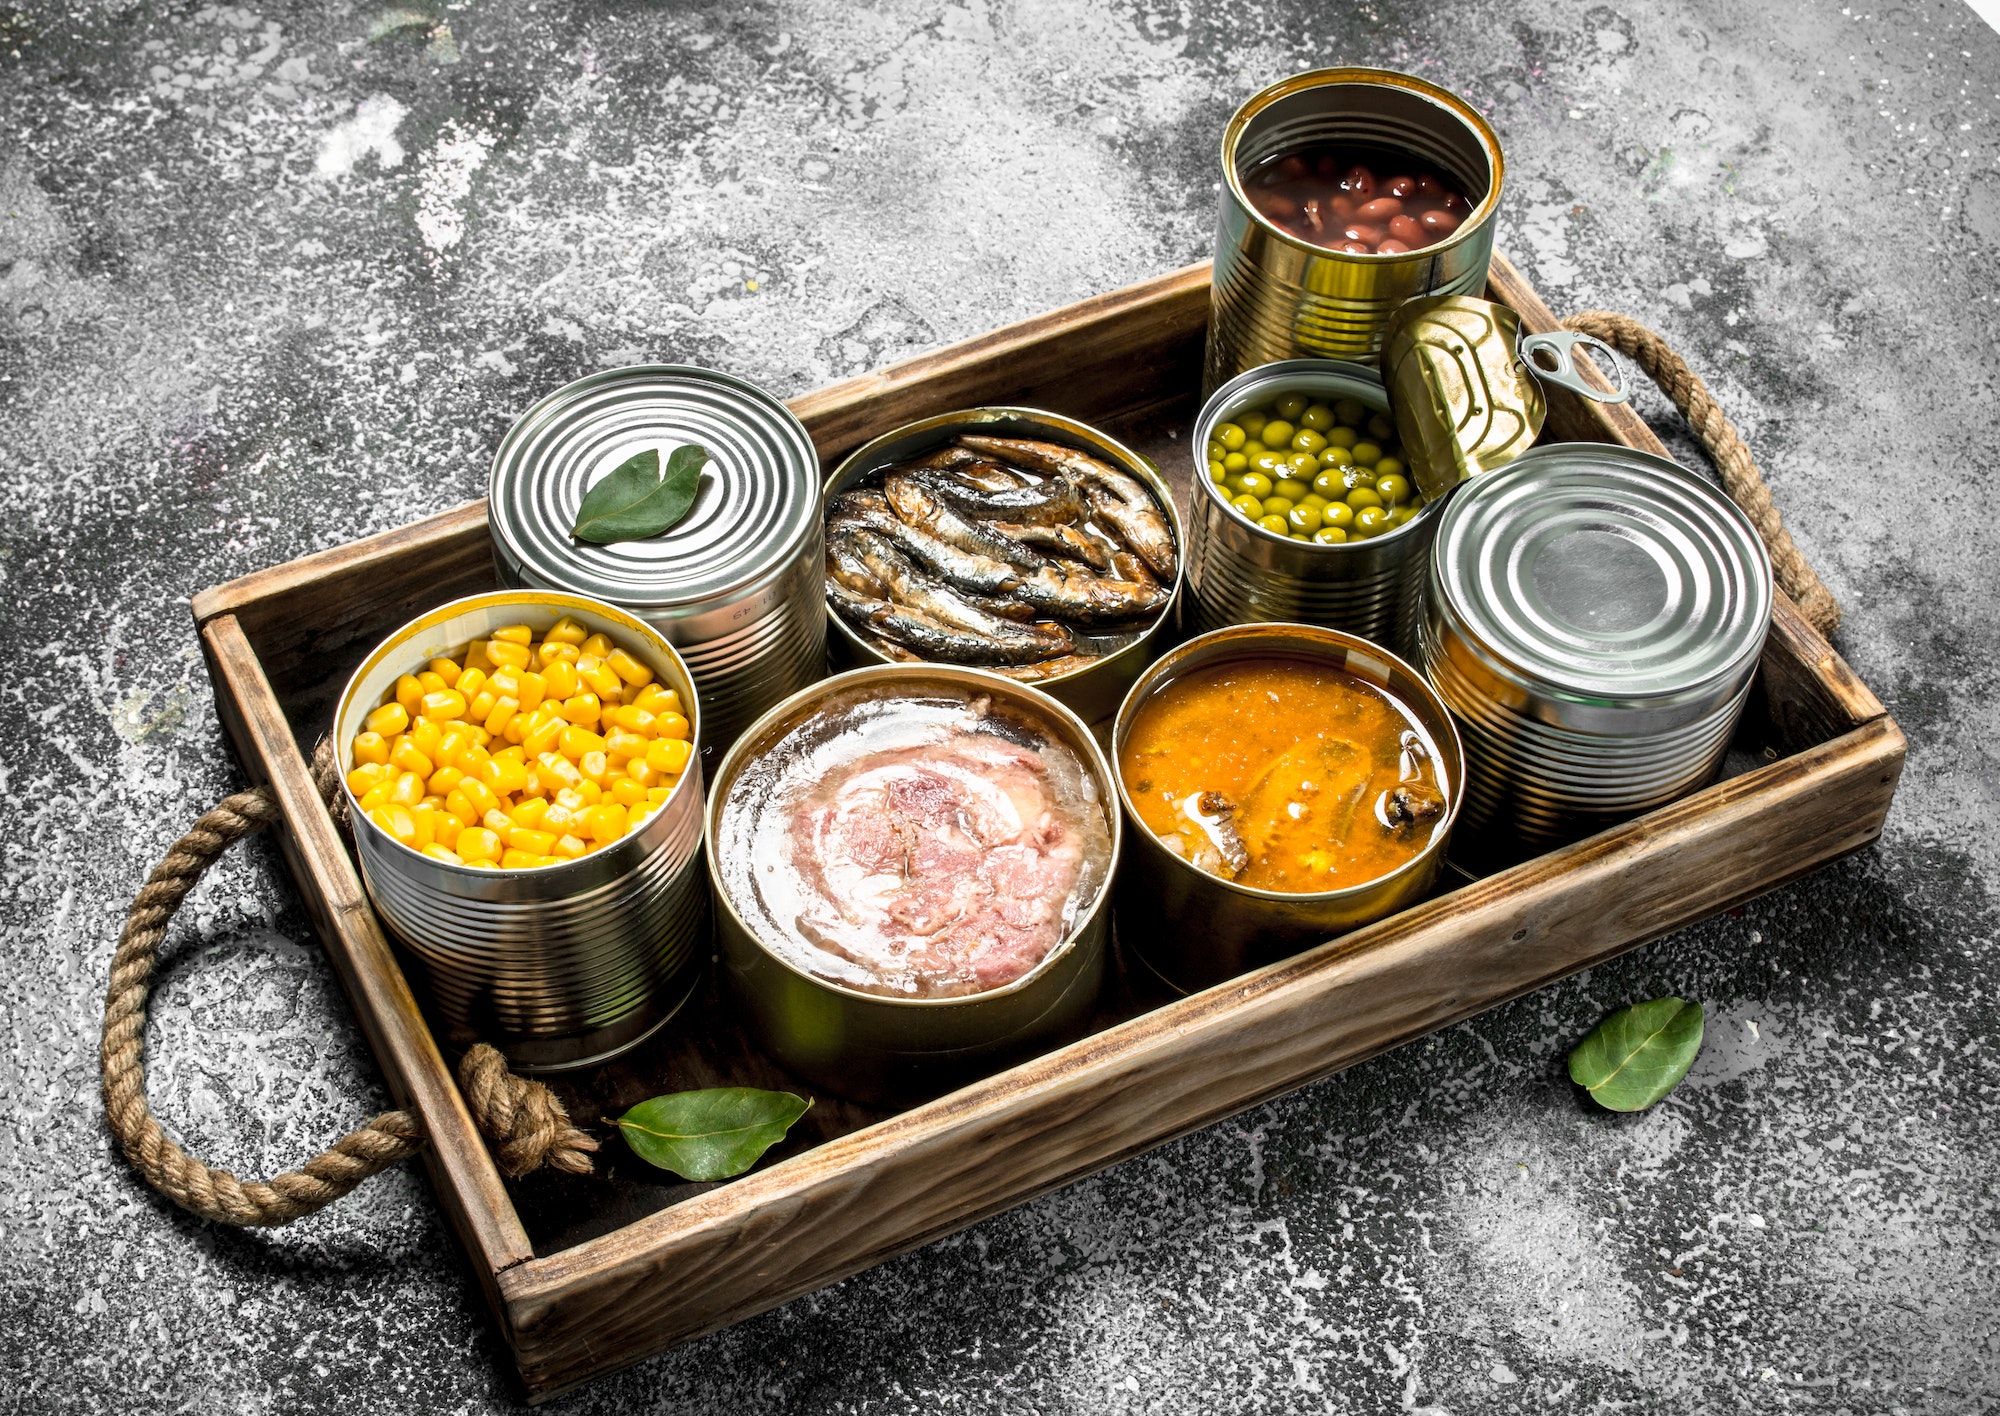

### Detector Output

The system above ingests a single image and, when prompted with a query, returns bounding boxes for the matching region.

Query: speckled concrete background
[3,0,1996,1411]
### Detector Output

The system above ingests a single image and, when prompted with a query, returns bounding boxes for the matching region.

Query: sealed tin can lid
[1383,295,1547,502]
[490,365,819,611]
[1432,444,1772,714]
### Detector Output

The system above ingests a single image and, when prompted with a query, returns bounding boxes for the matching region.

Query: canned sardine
[1190,359,1445,656]
[336,591,709,1071]
[1419,445,1772,871]
[1207,68,1505,390]
[489,365,824,759]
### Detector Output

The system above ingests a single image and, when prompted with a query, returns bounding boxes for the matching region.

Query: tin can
[1418,444,1773,872]
[489,365,824,760]
[1384,294,1629,502]
[1111,623,1463,996]
[1207,67,1505,390]
[1189,359,1445,656]
[336,591,708,1072]
[823,408,1185,725]
[707,665,1119,1106]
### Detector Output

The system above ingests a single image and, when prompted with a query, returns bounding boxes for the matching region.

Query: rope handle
[101,739,597,1228]
[1560,310,1844,639]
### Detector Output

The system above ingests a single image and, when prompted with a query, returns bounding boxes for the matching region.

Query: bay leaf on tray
[1568,996,1705,1112]
[571,443,706,545]
[611,1087,811,1180]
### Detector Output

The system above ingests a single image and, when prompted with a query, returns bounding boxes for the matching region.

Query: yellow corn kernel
[487,667,521,697]
[536,751,583,791]
[421,690,468,721]
[433,811,464,849]
[407,804,439,850]
[522,715,565,757]
[542,801,579,833]
[653,711,691,742]
[604,705,650,735]
[579,657,622,699]
[581,802,628,843]
[459,777,500,817]
[627,805,653,830]
[421,844,463,865]
[437,724,476,766]
[427,656,462,686]
[395,674,425,716]
[467,724,491,747]
[610,777,647,808]
[578,750,610,785]
[559,725,605,759]
[546,616,588,646]
[554,787,587,813]
[491,623,534,646]
[426,766,465,797]
[646,737,693,775]
[560,693,601,727]
[444,789,480,827]
[357,781,396,813]
[485,695,519,737]
[467,689,497,722]
[417,670,448,696]
[500,849,542,870]
[390,740,434,778]
[389,771,425,807]
[409,718,443,756]
[603,730,649,763]
[346,763,392,796]
[574,779,603,806]
[513,670,545,712]
[540,659,580,699]
[352,731,390,766]
[509,827,557,854]
[482,808,515,835]
[502,717,527,747]
[536,639,580,670]
[553,833,588,859]
[647,785,672,803]
[623,756,659,788]
[369,804,418,846]
[579,631,613,659]
[453,664,485,697]
[365,702,410,737]
[638,685,682,715]
[509,797,548,828]
[456,828,501,863]
[462,859,499,871]
[492,757,530,795]
[487,639,532,671]
[462,640,494,673]
[605,647,654,688]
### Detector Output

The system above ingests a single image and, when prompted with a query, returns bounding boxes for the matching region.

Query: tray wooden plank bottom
[190,255,1904,1403]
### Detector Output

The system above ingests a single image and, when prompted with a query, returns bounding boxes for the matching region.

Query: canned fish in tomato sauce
[489,365,824,760]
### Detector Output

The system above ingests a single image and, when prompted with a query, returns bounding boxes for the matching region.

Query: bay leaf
[570,443,706,545]
[612,1087,810,1181]
[1568,996,1704,1112]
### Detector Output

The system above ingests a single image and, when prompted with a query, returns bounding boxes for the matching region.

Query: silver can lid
[489,365,819,611]
[1432,444,1771,717]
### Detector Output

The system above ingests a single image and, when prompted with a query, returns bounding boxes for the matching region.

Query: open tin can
[1419,444,1772,872]
[1208,67,1505,388]
[335,591,708,1072]
[707,664,1120,1106]
[1112,623,1463,996]
[489,365,824,761]
[1189,359,1445,656]
[822,408,1184,726]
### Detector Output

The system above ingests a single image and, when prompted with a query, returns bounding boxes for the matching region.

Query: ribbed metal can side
[336,590,710,1073]
[1188,358,1444,657]
[1205,67,1505,390]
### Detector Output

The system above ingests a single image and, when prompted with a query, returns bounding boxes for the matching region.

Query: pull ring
[1519,330,1630,404]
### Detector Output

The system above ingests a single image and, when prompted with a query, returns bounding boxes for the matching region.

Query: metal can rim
[821,406,1185,688]
[335,588,703,878]
[1220,66,1506,265]
[1110,621,1464,904]
[704,662,1124,1009]
[1192,358,1448,554]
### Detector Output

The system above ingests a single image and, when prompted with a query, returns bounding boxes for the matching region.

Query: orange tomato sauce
[1119,656,1447,894]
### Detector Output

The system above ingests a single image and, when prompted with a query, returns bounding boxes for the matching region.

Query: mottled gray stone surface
[2,0,1996,1411]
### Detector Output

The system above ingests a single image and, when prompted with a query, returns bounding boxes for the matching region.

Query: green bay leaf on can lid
[571,443,707,545]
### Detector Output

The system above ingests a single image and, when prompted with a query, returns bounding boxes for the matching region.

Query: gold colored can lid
[1383,295,1546,502]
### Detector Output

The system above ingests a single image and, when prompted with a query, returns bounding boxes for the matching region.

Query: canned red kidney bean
[1242,145,1474,255]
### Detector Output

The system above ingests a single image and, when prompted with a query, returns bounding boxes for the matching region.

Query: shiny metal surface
[1189,359,1446,656]
[707,664,1120,1106]
[822,407,1185,726]
[336,591,708,1072]
[1206,67,1504,388]
[1383,294,1548,502]
[1422,444,1773,869]
[1111,623,1463,996]
[489,364,824,757]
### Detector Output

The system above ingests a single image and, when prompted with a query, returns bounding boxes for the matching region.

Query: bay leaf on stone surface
[1568,996,1704,1112]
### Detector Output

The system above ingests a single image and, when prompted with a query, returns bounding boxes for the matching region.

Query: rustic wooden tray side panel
[188,257,1903,1404]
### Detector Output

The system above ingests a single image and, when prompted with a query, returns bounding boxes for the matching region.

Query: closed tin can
[1418,445,1772,872]
[489,365,824,760]
[1189,359,1445,656]
[823,408,1185,725]
[1112,623,1463,995]
[336,591,708,1072]
[1207,67,1504,389]
[708,665,1119,1106]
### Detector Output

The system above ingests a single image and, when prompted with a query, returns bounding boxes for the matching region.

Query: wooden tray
[188,255,1905,1403]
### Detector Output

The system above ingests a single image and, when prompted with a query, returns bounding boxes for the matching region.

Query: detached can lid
[1432,443,1772,721]
[489,365,819,611]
